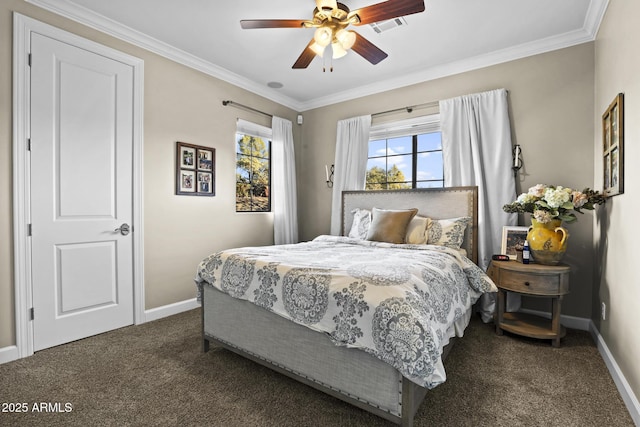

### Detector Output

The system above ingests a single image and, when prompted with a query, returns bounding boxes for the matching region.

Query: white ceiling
[28,0,608,111]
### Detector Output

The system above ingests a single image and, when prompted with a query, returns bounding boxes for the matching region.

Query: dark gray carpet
[0,309,633,426]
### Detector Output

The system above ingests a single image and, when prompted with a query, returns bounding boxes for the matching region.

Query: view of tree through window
[366,132,444,190]
[236,134,271,212]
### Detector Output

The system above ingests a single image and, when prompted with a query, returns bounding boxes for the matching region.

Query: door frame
[12,13,145,358]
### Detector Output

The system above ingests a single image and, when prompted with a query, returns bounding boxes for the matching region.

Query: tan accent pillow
[405,215,429,245]
[366,208,418,244]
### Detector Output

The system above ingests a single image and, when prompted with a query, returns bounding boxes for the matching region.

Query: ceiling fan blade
[352,0,425,25]
[351,32,388,65]
[240,19,307,29]
[292,39,317,69]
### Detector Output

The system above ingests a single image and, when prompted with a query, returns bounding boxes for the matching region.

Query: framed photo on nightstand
[501,226,529,260]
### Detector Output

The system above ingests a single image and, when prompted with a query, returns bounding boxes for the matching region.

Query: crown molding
[299,30,594,110]
[584,0,610,38]
[25,0,304,111]
[27,0,609,112]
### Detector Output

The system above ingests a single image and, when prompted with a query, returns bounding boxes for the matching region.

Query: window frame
[235,119,273,213]
[366,114,443,190]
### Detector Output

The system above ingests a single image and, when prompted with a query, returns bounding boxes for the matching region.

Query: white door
[30,32,135,351]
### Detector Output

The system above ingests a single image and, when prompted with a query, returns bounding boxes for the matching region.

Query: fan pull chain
[320,49,334,72]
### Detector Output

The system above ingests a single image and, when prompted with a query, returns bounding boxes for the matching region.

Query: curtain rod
[372,100,439,118]
[372,88,510,117]
[223,98,440,119]
[222,100,272,118]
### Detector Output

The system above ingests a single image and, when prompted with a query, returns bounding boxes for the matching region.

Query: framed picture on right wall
[602,93,624,197]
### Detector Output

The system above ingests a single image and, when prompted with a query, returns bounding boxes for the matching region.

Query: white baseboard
[0,345,20,365]
[590,322,640,426]
[143,298,200,323]
[1,298,200,365]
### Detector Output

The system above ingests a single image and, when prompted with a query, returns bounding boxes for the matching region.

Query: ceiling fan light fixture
[314,27,332,47]
[240,0,427,69]
[335,29,356,50]
[310,42,326,57]
[331,41,347,59]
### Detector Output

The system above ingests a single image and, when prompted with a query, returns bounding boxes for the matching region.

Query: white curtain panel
[330,115,372,235]
[272,116,299,245]
[440,89,518,320]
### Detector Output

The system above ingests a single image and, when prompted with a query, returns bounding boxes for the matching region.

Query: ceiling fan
[240,0,426,69]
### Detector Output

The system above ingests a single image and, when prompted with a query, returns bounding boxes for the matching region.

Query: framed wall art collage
[176,142,215,196]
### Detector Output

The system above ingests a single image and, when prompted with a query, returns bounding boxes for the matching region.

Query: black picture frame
[176,142,215,196]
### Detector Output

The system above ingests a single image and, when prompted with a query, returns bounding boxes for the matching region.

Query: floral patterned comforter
[194,235,497,388]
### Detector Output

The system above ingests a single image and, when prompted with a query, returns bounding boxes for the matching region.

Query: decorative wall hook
[325,164,334,188]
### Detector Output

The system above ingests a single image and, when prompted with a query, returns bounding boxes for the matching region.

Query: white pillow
[348,208,371,239]
[405,215,429,245]
[427,217,471,249]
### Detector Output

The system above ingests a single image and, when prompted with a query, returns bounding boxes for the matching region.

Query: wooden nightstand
[488,260,570,347]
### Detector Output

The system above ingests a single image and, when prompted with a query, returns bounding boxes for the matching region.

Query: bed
[195,186,496,426]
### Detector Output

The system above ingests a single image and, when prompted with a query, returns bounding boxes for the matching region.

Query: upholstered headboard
[341,186,479,264]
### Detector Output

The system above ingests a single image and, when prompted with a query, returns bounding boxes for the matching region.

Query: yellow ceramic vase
[527,219,569,265]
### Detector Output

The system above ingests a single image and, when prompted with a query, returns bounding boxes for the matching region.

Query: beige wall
[299,43,596,318]
[594,0,640,409]
[0,0,299,347]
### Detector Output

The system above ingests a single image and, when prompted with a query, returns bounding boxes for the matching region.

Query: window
[366,114,443,190]
[235,120,272,212]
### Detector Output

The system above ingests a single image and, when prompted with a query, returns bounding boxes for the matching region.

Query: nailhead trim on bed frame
[205,333,404,419]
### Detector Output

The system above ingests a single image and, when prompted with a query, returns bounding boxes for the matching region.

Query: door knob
[114,223,130,236]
